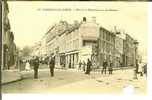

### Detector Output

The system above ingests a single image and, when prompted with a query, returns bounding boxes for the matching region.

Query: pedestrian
[19,59,23,71]
[85,58,92,75]
[108,61,113,75]
[101,59,108,74]
[138,62,143,76]
[48,56,55,77]
[136,60,139,74]
[83,60,86,72]
[33,56,39,79]
[143,63,147,77]
[63,63,66,69]
[78,60,82,70]
[25,60,31,71]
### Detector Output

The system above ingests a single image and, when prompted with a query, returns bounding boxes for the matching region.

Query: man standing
[19,59,23,71]
[85,58,92,75]
[101,59,108,74]
[83,60,86,72]
[108,61,113,75]
[138,62,143,76]
[49,56,55,77]
[33,56,39,79]
[144,63,147,77]
[78,60,82,70]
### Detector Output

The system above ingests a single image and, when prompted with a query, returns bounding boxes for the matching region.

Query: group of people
[78,59,113,75]
[78,60,86,72]
[22,56,55,79]
[23,56,147,79]
[78,59,92,75]
[136,62,147,77]
[27,57,112,79]
[101,59,113,75]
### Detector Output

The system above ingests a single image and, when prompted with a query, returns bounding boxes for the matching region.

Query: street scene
[1,1,147,94]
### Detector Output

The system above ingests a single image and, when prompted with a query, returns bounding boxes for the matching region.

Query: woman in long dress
[25,60,31,71]
[138,63,143,76]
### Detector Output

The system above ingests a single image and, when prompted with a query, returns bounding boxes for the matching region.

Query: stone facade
[43,17,99,68]
[38,17,138,68]
[98,27,115,67]
[115,35,124,67]
[123,34,136,67]
[2,1,16,70]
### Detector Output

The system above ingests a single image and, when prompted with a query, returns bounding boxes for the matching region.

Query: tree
[21,46,32,58]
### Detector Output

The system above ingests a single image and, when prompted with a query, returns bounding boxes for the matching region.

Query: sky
[7,1,148,61]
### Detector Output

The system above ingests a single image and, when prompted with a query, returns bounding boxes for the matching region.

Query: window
[103,31,105,40]
[106,32,110,41]
[103,42,105,52]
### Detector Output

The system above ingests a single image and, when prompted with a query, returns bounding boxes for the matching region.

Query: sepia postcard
[1,0,150,99]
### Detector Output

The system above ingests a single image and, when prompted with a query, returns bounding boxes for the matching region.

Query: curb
[1,76,23,85]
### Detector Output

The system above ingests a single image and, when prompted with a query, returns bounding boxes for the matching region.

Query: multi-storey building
[45,21,68,67]
[39,34,47,58]
[114,33,124,67]
[44,17,99,68]
[78,17,99,68]
[63,22,80,68]
[123,34,136,67]
[98,27,115,67]
[41,16,138,69]
[99,25,137,68]
[2,1,16,69]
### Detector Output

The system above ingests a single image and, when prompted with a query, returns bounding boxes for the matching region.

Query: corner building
[45,17,99,68]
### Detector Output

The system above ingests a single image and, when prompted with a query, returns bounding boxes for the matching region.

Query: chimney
[92,16,96,23]
[83,17,86,22]
[114,26,117,32]
[114,26,120,35]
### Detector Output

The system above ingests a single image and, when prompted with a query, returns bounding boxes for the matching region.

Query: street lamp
[133,40,138,79]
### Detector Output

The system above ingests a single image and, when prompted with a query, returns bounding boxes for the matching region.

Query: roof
[82,36,98,41]
[100,26,115,36]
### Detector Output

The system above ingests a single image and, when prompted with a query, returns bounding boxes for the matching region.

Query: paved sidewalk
[1,70,22,85]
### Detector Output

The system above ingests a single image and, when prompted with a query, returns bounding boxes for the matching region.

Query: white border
[2,1,152,100]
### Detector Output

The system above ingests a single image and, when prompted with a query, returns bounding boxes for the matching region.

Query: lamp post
[133,40,138,79]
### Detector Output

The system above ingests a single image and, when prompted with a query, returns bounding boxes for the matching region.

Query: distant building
[31,41,41,57]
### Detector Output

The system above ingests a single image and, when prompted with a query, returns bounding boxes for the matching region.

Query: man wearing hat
[33,56,39,79]
[48,56,55,77]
